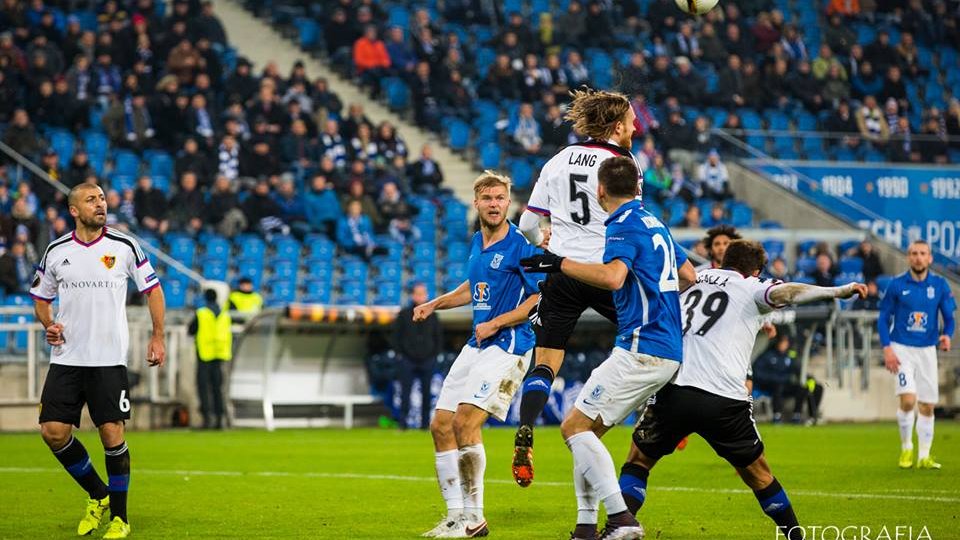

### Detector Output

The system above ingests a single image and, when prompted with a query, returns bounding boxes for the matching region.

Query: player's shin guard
[566,432,628,515]
[105,442,130,522]
[917,414,934,460]
[754,478,801,540]
[896,407,916,450]
[518,364,555,428]
[619,462,649,515]
[435,450,464,518]
[53,436,108,500]
[458,444,486,522]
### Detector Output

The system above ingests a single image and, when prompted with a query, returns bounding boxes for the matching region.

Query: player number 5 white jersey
[526,140,642,263]
[673,269,783,401]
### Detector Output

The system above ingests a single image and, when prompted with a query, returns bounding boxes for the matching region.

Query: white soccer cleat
[599,524,644,540]
[423,516,466,538]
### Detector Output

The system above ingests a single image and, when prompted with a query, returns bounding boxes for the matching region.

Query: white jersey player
[511,89,643,487]
[617,240,866,540]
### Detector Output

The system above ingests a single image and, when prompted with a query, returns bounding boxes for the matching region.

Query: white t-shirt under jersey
[526,140,642,263]
[30,227,160,367]
[673,268,783,401]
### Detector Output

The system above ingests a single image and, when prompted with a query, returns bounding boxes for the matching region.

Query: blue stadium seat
[797,240,818,256]
[385,77,410,111]
[112,150,140,176]
[236,259,265,288]
[147,151,174,179]
[203,236,231,259]
[447,262,467,283]
[307,237,335,259]
[50,130,75,168]
[730,204,753,227]
[168,237,196,267]
[388,6,409,28]
[338,281,367,305]
[268,280,297,307]
[412,242,437,263]
[875,275,894,295]
[412,262,437,283]
[273,237,301,262]
[341,260,369,282]
[237,236,266,259]
[201,258,228,281]
[447,120,470,152]
[759,220,783,229]
[796,257,817,275]
[838,239,860,255]
[294,17,321,50]
[378,262,402,281]
[305,260,334,282]
[446,242,469,262]
[509,159,534,190]
[272,260,297,281]
[305,280,332,304]
[479,142,501,170]
[839,257,864,274]
[762,240,785,260]
[164,278,188,309]
[373,280,402,305]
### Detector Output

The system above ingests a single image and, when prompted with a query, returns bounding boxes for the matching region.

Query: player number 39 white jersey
[29,228,160,367]
[526,140,642,263]
[673,269,783,401]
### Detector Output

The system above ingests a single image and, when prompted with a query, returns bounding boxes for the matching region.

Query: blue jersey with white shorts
[466,224,544,355]
[878,271,956,348]
[602,199,687,362]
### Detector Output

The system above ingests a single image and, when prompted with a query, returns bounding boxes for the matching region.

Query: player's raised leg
[736,456,803,540]
[41,421,111,536]
[513,345,563,487]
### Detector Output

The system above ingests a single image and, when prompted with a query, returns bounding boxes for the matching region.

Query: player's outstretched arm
[520,251,628,290]
[767,281,868,307]
[475,293,540,345]
[414,280,471,321]
[146,286,166,367]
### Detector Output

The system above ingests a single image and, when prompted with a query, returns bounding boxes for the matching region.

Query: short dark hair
[722,240,767,276]
[597,156,638,199]
[703,224,741,250]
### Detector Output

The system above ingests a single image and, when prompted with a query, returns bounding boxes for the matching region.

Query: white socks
[916,414,935,460]
[458,444,486,522]
[573,453,599,525]
[435,450,463,518]
[896,408,916,451]
[566,431,627,519]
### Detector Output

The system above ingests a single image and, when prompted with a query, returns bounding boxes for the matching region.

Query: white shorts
[435,345,532,421]
[892,342,939,404]
[576,347,680,427]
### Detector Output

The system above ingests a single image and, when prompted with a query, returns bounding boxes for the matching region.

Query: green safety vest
[196,306,233,362]
[229,291,263,314]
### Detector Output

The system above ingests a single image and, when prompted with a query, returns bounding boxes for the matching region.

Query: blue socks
[52,436,108,500]
[619,462,649,514]
[754,478,801,540]
[518,364,555,427]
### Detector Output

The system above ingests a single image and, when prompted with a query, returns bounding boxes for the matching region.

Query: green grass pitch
[1,423,958,538]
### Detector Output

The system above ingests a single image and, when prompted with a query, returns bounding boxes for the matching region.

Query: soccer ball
[674,0,720,15]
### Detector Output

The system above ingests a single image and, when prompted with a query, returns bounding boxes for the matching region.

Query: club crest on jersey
[927,286,936,299]
[473,282,491,309]
[590,384,605,401]
[907,311,928,332]
[100,254,116,270]
[490,253,504,269]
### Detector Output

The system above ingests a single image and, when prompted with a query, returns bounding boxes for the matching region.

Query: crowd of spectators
[0,0,449,296]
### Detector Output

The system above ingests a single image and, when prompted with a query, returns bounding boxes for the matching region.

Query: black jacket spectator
[134,179,168,225]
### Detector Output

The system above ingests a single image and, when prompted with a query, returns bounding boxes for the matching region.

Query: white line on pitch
[2,467,958,504]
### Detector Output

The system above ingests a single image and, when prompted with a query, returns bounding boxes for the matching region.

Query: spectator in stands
[0,240,32,295]
[779,24,808,62]
[311,77,343,122]
[103,91,155,152]
[740,58,765,108]
[186,93,217,148]
[407,144,444,194]
[672,20,702,61]
[380,182,420,244]
[205,175,245,237]
[350,122,381,165]
[881,65,908,111]
[557,0,587,46]
[392,281,442,430]
[0,182,12,216]
[826,0,861,17]
[512,103,543,156]
[753,334,823,424]
[318,119,348,169]
[701,201,726,227]
[813,44,847,81]
[242,178,288,237]
[852,280,881,310]
[768,257,793,282]
[167,171,204,235]
[824,13,857,55]
[353,25,391,98]
[304,174,341,238]
[62,148,93,189]
[763,57,792,108]
[851,61,883,100]
[385,25,416,77]
[323,7,357,69]
[409,61,441,130]
[698,149,732,201]
[16,182,39,217]
[564,50,590,88]
[342,179,381,227]
[751,11,781,54]
[132,175,168,234]
[824,99,861,150]
[105,189,134,231]
[660,107,695,164]
[175,138,213,187]
[888,116,916,162]
[668,56,704,106]
[272,177,309,238]
[821,63,851,106]
[337,199,378,259]
[36,149,64,205]
[865,30,897,74]
[788,60,824,111]
[847,240,884,282]
[717,54,746,108]
[698,22,727,67]
[2,108,41,159]
[920,115,949,163]
[375,122,408,163]
[280,119,319,183]
[192,1,227,46]
[642,152,672,204]
[813,253,838,287]
[224,57,258,107]
[856,95,890,146]
[679,203,702,228]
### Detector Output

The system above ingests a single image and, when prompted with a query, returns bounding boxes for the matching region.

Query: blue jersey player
[521,157,696,540]
[879,240,956,470]
[414,171,543,538]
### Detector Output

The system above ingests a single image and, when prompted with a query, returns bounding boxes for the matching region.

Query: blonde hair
[473,170,512,197]
[565,88,631,140]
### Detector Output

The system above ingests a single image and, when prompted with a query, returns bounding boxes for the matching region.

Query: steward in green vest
[228,277,263,323]
[188,289,232,429]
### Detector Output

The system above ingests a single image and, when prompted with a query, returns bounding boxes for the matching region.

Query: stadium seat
[112,150,141,177]
[168,237,197,267]
[273,237,302,262]
[384,77,410,111]
[293,17,321,51]
[447,262,467,283]
[509,159,534,191]
[272,260,298,281]
[838,240,860,254]
[447,120,470,152]
[305,280,332,304]
[373,280,403,305]
[307,238,335,260]
[411,262,437,283]
[201,258,229,281]
[305,261,334,282]
[147,151,174,179]
[203,236,231,259]
[377,262,402,281]
[338,281,367,305]
[796,257,817,275]
[236,259,265,288]
[875,275,893,295]
[268,280,297,307]
[479,142,501,170]
[730,204,753,227]
[412,242,437,263]
[762,240,785,260]
[839,257,864,274]
[446,242,469,262]
[50,130,75,168]
[341,260,369,282]
[164,278,188,309]
[236,236,266,259]
[793,275,816,285]
[758,220,783,229]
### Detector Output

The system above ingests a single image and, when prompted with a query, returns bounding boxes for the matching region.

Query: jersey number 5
[569,174,591,225]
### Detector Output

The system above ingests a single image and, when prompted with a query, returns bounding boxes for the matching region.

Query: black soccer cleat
[512,425,534,487]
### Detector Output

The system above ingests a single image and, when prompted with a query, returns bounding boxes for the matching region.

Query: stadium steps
[214,0,478,206]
